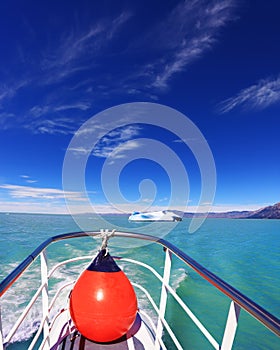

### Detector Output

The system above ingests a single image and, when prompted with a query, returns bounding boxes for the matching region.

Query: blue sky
[0,0,279,214]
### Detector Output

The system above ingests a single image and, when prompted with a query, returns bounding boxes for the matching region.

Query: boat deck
[51,312,156,350]
[57,333,144,350]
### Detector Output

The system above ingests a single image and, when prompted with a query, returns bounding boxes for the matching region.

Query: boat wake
[171,267,189,291]
[1,260,88,343]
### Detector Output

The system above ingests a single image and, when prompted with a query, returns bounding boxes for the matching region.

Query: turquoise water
[0,213,279,349]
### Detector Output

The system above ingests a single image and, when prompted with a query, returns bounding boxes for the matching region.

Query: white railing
[0,230,279,350]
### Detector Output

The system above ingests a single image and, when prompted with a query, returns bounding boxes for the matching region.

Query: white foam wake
[1,259,88,343]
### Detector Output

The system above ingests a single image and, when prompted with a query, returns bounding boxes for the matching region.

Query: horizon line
[0,204,271,217]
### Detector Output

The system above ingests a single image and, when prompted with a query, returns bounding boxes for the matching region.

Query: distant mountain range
[183,202,280,219]
[245,202,280,219]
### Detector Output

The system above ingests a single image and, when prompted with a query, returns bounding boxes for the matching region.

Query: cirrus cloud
[0,184,86,201]
[218,76,280,113]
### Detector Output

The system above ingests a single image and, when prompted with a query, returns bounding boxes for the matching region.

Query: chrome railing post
[40,250,50,349]
[221,301,241,350]
[0,303,3,350]
[155,248,172,349]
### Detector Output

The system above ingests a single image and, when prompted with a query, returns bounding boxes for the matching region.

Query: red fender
[69,249,137,342]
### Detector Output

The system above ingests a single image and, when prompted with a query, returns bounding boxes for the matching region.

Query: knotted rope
[96,229,116,252]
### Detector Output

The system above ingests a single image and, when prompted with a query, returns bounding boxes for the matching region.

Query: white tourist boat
[0,230,279,349]
[128,210,182,222]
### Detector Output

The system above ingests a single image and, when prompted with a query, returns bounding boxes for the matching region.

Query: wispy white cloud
[106,11,133,40]
[0,184,86,201]
[0,79,30,106]
[92,125,142,158]
[41,11,132,85]
[148,0,236,89]
[0,201,69,214]
[20,175,38,184]
[105,140,143,166]
[67,125,142,164]
[29,103,90,119]
[26,117,80,135]
[217,76,280,113]
[54,102,91,112]
[25,101,90,134]
[40,25,103,85]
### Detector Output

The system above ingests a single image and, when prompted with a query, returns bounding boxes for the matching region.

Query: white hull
[128,210,182,222]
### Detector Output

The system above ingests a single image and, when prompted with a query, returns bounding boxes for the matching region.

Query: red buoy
[69,249,137,343]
